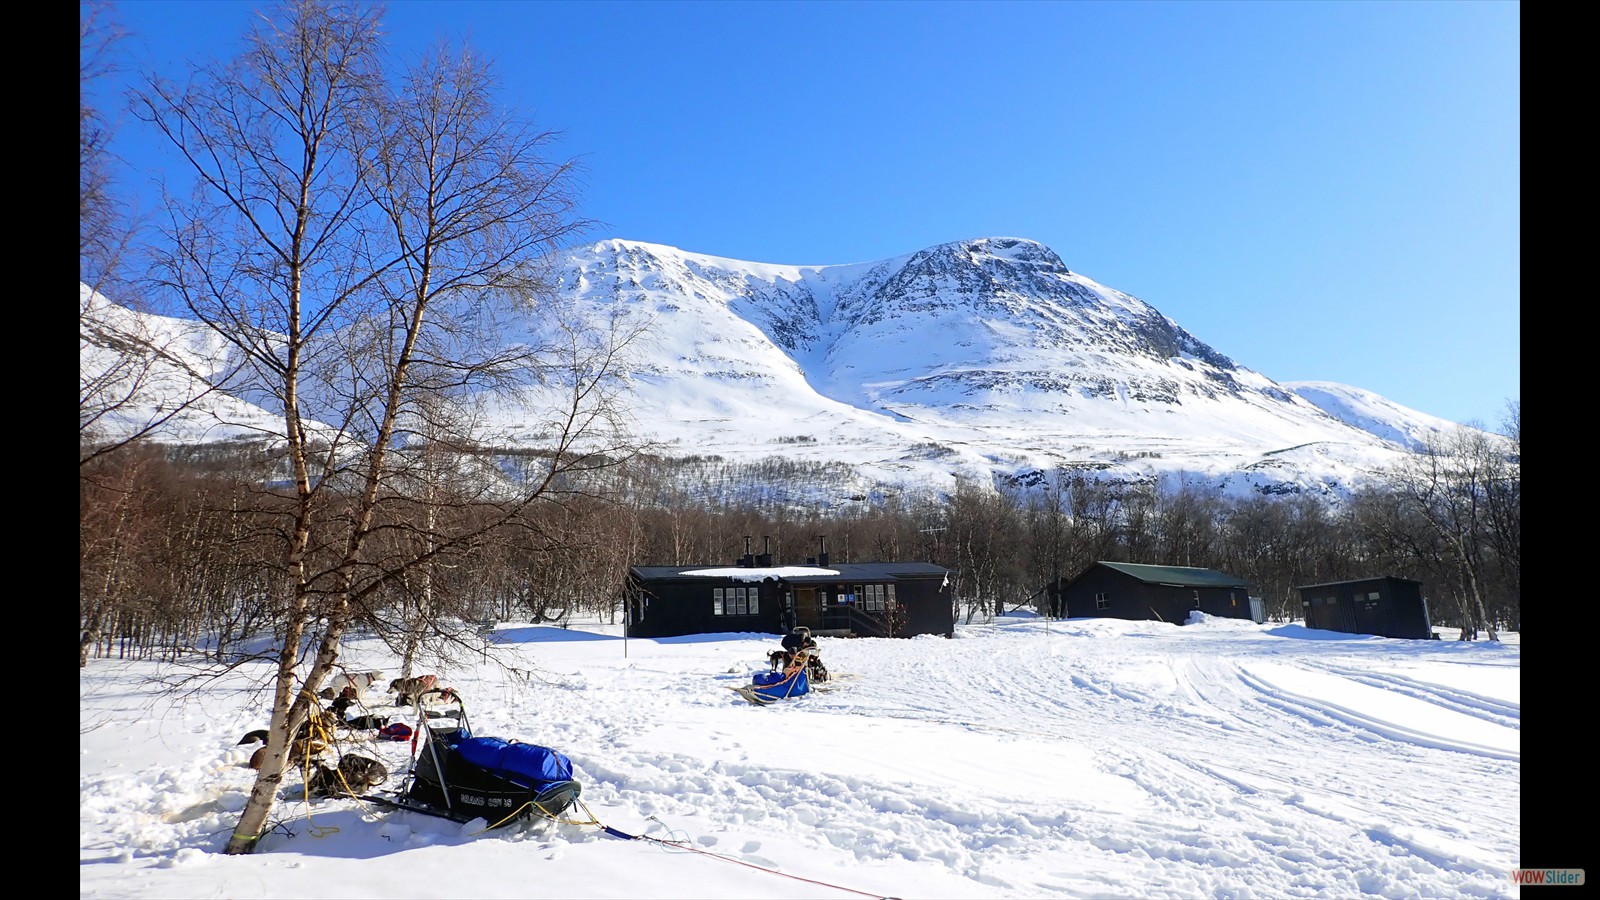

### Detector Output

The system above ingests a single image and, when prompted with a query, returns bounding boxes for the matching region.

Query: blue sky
[93,0,1519,429]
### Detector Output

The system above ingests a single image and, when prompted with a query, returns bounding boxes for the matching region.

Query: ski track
[808,627,1518,896]
[1294,659,1521,729]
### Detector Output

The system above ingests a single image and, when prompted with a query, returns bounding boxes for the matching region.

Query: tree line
[83,405,1521,669]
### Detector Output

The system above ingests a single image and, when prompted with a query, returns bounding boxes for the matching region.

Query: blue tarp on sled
[456,736,575,785]
[750,667,810,700]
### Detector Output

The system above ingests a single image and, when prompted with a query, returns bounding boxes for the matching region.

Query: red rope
[582,800,890,899]
[631,831,890,899]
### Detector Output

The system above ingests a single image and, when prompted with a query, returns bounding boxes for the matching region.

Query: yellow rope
[295,696,388,836]
[249,687,392,841]
[461,789,596,835]
[297,700,342,837]
[547,795,601,827]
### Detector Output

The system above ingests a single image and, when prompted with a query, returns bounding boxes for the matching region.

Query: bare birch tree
[80,0,135,297]
[1393,426,1512,641]
[350,38,596,681]
[1486,401,1521,629]
[131,0,630,853]
[133,0,388,853]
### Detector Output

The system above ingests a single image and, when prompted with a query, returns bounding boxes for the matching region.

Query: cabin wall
[1058,568,1250,625]
[1193,587,1256,621]
[1298,577,1431,639]
[627,573,955,639]
[627,579,782,639]
[896,577,955,637]
[1060,568,1161,621]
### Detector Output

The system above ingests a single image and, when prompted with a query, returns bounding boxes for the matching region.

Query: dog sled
[363,688,582,828]
[731,647,819,705]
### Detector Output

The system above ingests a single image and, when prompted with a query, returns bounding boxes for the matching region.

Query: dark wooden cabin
[1040,561,1260,624]
[1296,576,1434,639]
[625,552,953,640]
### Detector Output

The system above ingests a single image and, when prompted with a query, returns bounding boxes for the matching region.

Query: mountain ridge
[81,236,1477,503]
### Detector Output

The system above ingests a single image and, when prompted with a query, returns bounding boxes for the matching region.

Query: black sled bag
[405,727,581,825]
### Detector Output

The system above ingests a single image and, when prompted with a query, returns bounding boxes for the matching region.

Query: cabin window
[1368,592,1381,601]
[863,584,885,611]
[713,586,758,616]
[886,584,896,608]
[1095,591,1110,610]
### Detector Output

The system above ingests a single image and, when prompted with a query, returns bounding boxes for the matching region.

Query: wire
[581,801,891,899]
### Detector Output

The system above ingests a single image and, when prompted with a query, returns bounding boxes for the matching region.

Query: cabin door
[793,587,822,629]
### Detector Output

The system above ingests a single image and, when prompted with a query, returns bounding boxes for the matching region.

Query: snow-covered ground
[80,613,1521,899]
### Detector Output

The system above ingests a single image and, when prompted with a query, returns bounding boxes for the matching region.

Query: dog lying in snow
[305,754,388,797]
[328,695,389,729]
[344,713,391,730]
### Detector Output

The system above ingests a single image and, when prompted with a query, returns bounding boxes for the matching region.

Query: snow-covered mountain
[1282,381,1466,452]
[79,237,1480,502]
[79,283,282,445]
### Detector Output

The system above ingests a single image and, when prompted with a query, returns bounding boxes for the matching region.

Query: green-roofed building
[1041,561,1263,625]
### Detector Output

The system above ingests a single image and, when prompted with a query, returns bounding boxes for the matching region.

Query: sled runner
[364,688,581,827]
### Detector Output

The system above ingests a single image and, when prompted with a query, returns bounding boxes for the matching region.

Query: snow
[680,566,842,579]
[1285,381,1466,452]
[80,612,1521,899]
